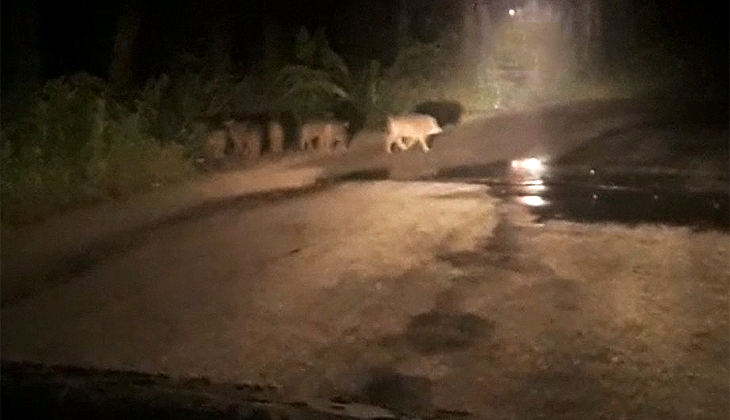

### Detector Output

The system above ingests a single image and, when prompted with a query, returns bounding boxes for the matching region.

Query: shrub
[270,27,353,119]
[1,73,193,224]
[363,34,483,125]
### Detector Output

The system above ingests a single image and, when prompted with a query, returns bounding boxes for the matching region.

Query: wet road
[2,98,728,418]
[2,178,728,418]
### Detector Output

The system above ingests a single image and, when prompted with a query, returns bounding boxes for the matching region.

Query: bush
[365,39,460,126]
[1,73,193,224]
[270,27,353,119]
[137,70,256,157]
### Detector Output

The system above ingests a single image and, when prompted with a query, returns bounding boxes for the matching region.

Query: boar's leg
[416,136,431,152]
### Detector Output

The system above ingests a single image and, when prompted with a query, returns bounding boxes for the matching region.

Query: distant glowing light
[511,158,543,171]
[509,8,516,16]
[517,195,547,207]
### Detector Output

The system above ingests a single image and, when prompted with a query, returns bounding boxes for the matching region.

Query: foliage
[351,59,383,123]
[270,27,353,118]
[1,73,192,224]
[1,17,693,225]
[364,40,448,124]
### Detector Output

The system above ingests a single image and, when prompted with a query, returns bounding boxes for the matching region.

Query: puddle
[403,310,495,354]
[434,161,728,231]
[332,158,728,231]
[490,181,729,231]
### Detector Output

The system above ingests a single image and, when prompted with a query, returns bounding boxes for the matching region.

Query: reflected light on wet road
[517,195,548,207]
[511,158,543,171]
[498,161,730,230]
[522,179,546,194]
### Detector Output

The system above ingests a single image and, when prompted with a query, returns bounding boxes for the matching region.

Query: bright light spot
[511,158,543,171]
[523,158,541,170]
[517,195,547,207]
[509,8,516,16]
[521,179,546,193]
[527,184,546,193]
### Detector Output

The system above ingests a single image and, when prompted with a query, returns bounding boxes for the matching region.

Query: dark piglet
[413,101,463,128]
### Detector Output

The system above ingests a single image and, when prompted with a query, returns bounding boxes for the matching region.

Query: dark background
[1,0,728,90]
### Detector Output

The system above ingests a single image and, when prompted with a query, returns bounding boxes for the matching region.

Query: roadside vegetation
[0,11,699,224]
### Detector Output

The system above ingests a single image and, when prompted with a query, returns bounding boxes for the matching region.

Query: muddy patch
[438,207,518,269]
[401,310,495,354]
[436,206,544,275]
[331,168,391,181]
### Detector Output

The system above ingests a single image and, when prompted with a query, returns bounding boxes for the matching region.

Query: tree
[3,0,41,93]
[263,16,285,71]
[109,0,140,88]
[397,0,410,49]
[205,1,233,76]
[271,27,352,117]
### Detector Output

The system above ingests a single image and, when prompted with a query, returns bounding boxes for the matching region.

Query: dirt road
[2,98,728,418]
[2,179,728,418]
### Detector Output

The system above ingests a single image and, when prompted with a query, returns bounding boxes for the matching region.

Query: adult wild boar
[385,114,443,153]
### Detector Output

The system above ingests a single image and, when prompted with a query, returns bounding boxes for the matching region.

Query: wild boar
[385,114,443,153]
